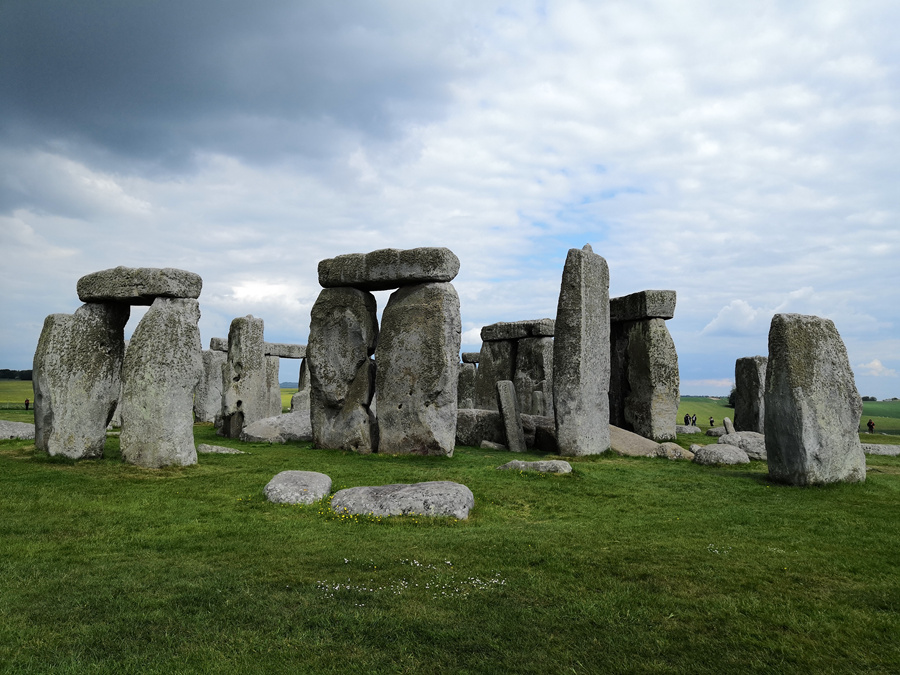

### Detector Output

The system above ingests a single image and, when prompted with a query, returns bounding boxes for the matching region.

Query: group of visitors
[683,413,719,427]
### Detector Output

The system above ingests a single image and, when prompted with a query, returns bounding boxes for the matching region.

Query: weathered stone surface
[481,318,555,342]
[765,314,866,485]
[0,421,35,440]
[455,409,504,447]
[264,471,332,505]
[308,287,378,453]
[457,362,476,409]
[331,481,474,519]
[862,444,900,456]
[496,380,526,453]
[676,425,702,434]
[209,337,228,352]
[514,337,554,416]
[719,432,766,461]
[318,247,460,291]
[194,349,226,423]
[610,290,676,322]
[480,440,507,450]
[657,442,694,460]
[264,343,306,359]
[197,443,245,454]
[376,282,461,456]
[461,352,480,364]
[474,340,515,411]
[609,318,679,441]
[723,417,736,435]
[609,424,660,457]
[692,444,750,465]
[497,459,572,473]
[522,414,559,453]
[553,244,610,455]
[706,427,727,437]
[241,411,313,443]
[120,298,202,468]
[735,356,767,433]
[266,355,282,417]
[220,316,268,438]
[77,266,201,304]
[33,303,129,459]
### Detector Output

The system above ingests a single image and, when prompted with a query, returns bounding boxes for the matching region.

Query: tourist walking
[867,419,875,433]
[24,398,29,411]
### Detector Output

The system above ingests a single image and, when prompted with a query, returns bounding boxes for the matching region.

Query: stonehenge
[734,356,767,433]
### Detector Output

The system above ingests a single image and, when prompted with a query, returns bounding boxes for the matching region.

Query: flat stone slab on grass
[330,481,474,520]
[0,421,35,440]
[264,471,332,504]
[77,266,202,304]
[862,443,900,456]
[318,247,460,291]
[692,444,750,465]
[241,412,313,444]
[480,440,507,450]
[706,426,727,437]
[676,425,702,434]
[719,432,767,461]
[609,424,661,457]
[657,442,694,460]
[496,459,572,474]
[197,443,246,454]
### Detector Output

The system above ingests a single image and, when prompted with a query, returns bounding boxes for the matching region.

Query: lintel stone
[77,266,202,305]
[610,290,676,322]
[481,318,555,342]
[318,247,460,291]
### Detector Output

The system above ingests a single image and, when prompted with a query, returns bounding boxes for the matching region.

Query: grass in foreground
[1,423,899,674]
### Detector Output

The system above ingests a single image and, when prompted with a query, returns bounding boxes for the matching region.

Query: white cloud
[856,359,898,378]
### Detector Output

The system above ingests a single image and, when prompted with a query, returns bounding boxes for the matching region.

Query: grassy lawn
[1,417,899,673]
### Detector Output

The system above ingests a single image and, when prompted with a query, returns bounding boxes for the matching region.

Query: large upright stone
[474,340,516,410]
[120,298,202,468]
[765,313,865,485]
[496,380,526,452]
[553,244,610,456]
[735,356,767,433]
[457,362,476,409]
[318,247,460,291]
[33,303,129,458]
[513,337,554,416]
[220,316,268,438]
[376,282,461,456]
[308,287,378,453]
[77,266,202,304]
[609,318,679,441]
[266,354,283,417]
[194,349,226,423]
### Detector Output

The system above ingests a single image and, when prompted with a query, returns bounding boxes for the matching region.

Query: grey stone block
[220,316,268,438]
[481,318,555,341]
[692,444,750,465]
[461,352,480,364]
[497,459,572,473]
[77,266,202,304]
[330,481,474,519]
[264,471,332,504]
[264,342,306,359]
[194,349,226,423]
[0,421,35,440]
[610,290,676,322]
[496,380,526,453]
[474,340,515,411]
[455,409,504,447]
[735,356,767,433]
[318,247,460,291]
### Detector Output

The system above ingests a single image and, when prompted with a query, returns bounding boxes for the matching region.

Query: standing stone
[194,349,226,423]
[474,340,516,410]
[308,287,378,453]
[765,313,865,485]
[376,282,461,456]
[120,298,202,468]
[553,244,610,456]
[458,362,476,409]
[266,354,283,417]
[513,337,554,416]
[33,303,129,458]
[496,380,526,452]
[220,316,268,438]
[735,356,767,433]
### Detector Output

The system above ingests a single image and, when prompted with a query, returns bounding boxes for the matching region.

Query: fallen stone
[240,411,313,443]
[610,290,676,322]
[718,432,767,461]
[456,409,505,447]
[497,459,572,473]
[308,288,378,453]
[264,471,332,505]
[765,313,866,485]
[676,425,702,434]
[33,302,129,459]
[480,440,507,451]
[318,247,460,291]
[861,443,900,456]
[77,266,201,304]
[481,318,555,341]
[692,444,750,465]
[553,244,611,455]
[0,421,35,440]
[735,356,767,433]
[723,417,736,434]
[609,424,661,457]
[656,442,694,460]
[496,380,526,453]
[330,481,474,519]
[461,352,480,364]
[706,427,727,437]
[376,282,460,456]
[197,443,245,454]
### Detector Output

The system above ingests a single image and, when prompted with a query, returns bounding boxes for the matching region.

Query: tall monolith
[735,355,767,433]
[220,316,267,438]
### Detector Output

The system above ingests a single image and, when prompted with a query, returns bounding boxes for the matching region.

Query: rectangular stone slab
[461,352,480,364]
[264,342,307,359]
[77,266,202,304]
[481,318,555,341]
[318,247,460,291]
[610,290,676,322]
[209,337,228,352]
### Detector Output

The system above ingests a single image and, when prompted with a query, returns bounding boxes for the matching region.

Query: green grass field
[1,413,899,672]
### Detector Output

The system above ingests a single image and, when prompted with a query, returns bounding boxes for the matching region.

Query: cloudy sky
[1,0,898,397]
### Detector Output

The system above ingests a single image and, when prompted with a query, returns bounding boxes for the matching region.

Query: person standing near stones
[867,419,875,433]
[684,413,690,426]
[24,398,29,411]
[709,416,715,427]
[691,413,697,426]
